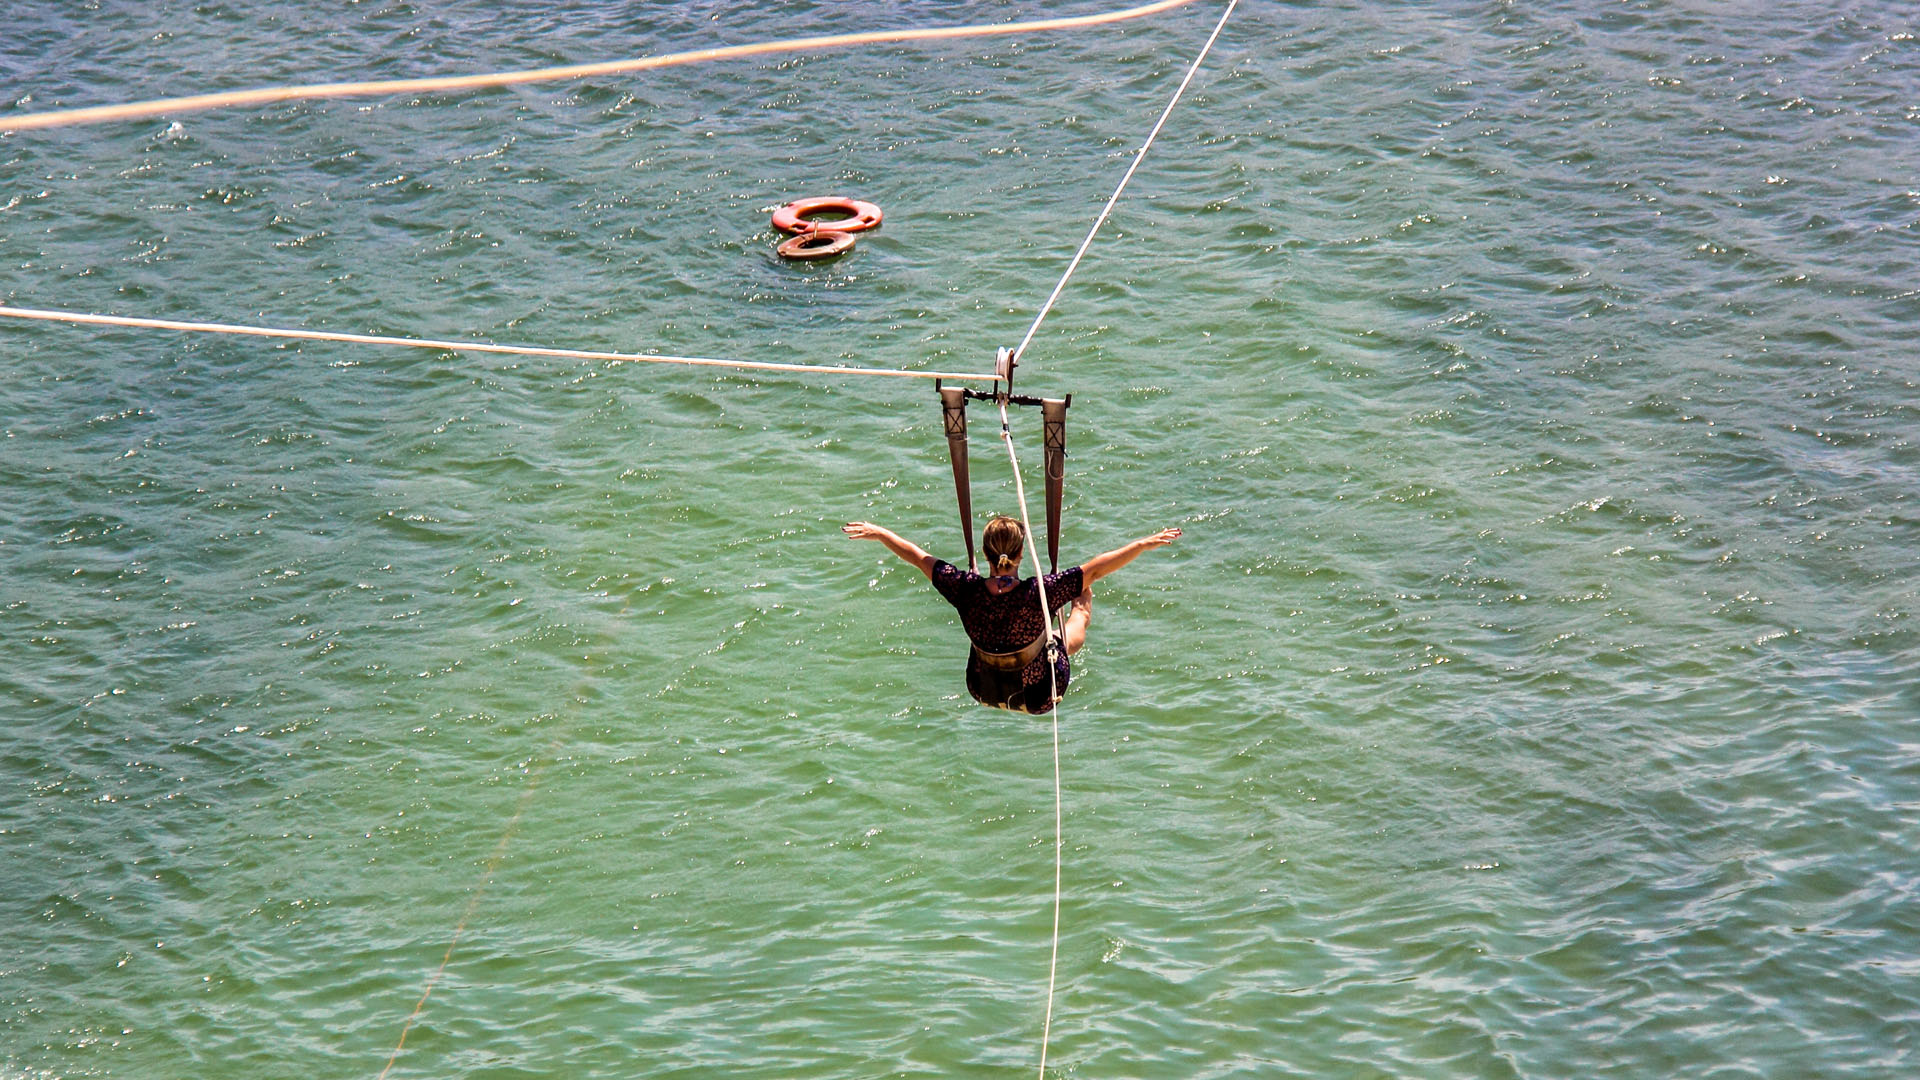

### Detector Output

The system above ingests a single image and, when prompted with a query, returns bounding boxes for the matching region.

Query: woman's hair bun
[982,515,1026,576]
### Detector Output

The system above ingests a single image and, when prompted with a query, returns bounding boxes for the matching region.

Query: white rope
[995,398,1065,1080]
[1009,0,1239,372]
[0,304,998,383]
[2,0,1202,132]
[1009,5,1237,1075]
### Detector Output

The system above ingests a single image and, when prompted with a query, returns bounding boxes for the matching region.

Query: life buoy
[772,196,882,235]
[777,229,857,260]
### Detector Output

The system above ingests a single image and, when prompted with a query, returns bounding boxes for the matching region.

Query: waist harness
[972,633,1050,671]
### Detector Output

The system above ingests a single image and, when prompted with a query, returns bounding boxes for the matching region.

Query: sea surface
[3,1,1917,1077]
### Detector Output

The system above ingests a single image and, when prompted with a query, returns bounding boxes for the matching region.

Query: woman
[843,515,1181,714]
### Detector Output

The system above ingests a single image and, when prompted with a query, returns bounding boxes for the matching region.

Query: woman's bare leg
[1063,586,1093,656]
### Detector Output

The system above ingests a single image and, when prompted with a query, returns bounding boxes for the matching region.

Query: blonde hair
[982,515,1026,577]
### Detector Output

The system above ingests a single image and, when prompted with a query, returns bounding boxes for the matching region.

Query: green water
[4,2,1917,1077]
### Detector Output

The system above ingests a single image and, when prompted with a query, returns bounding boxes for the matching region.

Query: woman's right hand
[843,521,885,541]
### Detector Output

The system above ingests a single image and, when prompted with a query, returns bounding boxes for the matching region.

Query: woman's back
[932,563,1084,654]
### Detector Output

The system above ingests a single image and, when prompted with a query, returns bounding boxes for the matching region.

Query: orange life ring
[777,229,857,260]
[772,196,882,235]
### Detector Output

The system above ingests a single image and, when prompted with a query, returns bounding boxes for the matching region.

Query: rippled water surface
[4,1,1918,1077]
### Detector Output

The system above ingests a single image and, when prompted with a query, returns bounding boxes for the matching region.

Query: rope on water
[0,304,998,384]
[3,0,1200,132]
[377,736,562,1080]
[1010,0,1239,373]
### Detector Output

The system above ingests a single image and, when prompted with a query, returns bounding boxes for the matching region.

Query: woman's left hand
[843,521,884,541]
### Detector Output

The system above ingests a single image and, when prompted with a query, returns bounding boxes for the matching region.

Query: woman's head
[983,515,1026,577]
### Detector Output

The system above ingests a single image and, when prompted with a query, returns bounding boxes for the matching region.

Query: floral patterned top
[931,561,1085,710]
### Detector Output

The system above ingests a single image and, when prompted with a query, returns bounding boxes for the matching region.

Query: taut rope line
[0,305,998,384]
[3,0,1200,133]
[1010,0,1240,372]
[996,398,1067,1080]
[1013,3,1237,1075]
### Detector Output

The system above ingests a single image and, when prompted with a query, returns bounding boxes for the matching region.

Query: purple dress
[931,561,1085,714]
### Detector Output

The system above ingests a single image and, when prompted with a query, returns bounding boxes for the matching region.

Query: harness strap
[972,633,1050,671]
[1042,397,1068,573]
[939,385,977,572]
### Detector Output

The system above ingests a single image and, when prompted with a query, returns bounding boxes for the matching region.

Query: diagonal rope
[376,735,562,1080]
[3,0,1199,132]
[1010,0,1239,374]
[0,305,997,383]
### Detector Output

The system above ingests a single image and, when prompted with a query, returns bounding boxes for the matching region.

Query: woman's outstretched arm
[1081,527,1182,584]
[843,521,938,580]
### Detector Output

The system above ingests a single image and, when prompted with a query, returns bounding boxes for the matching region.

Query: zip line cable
[0,305,998,384]
[2,0,1200,133]
[1011,0,1240,373]
[1015,3,1236,1076]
